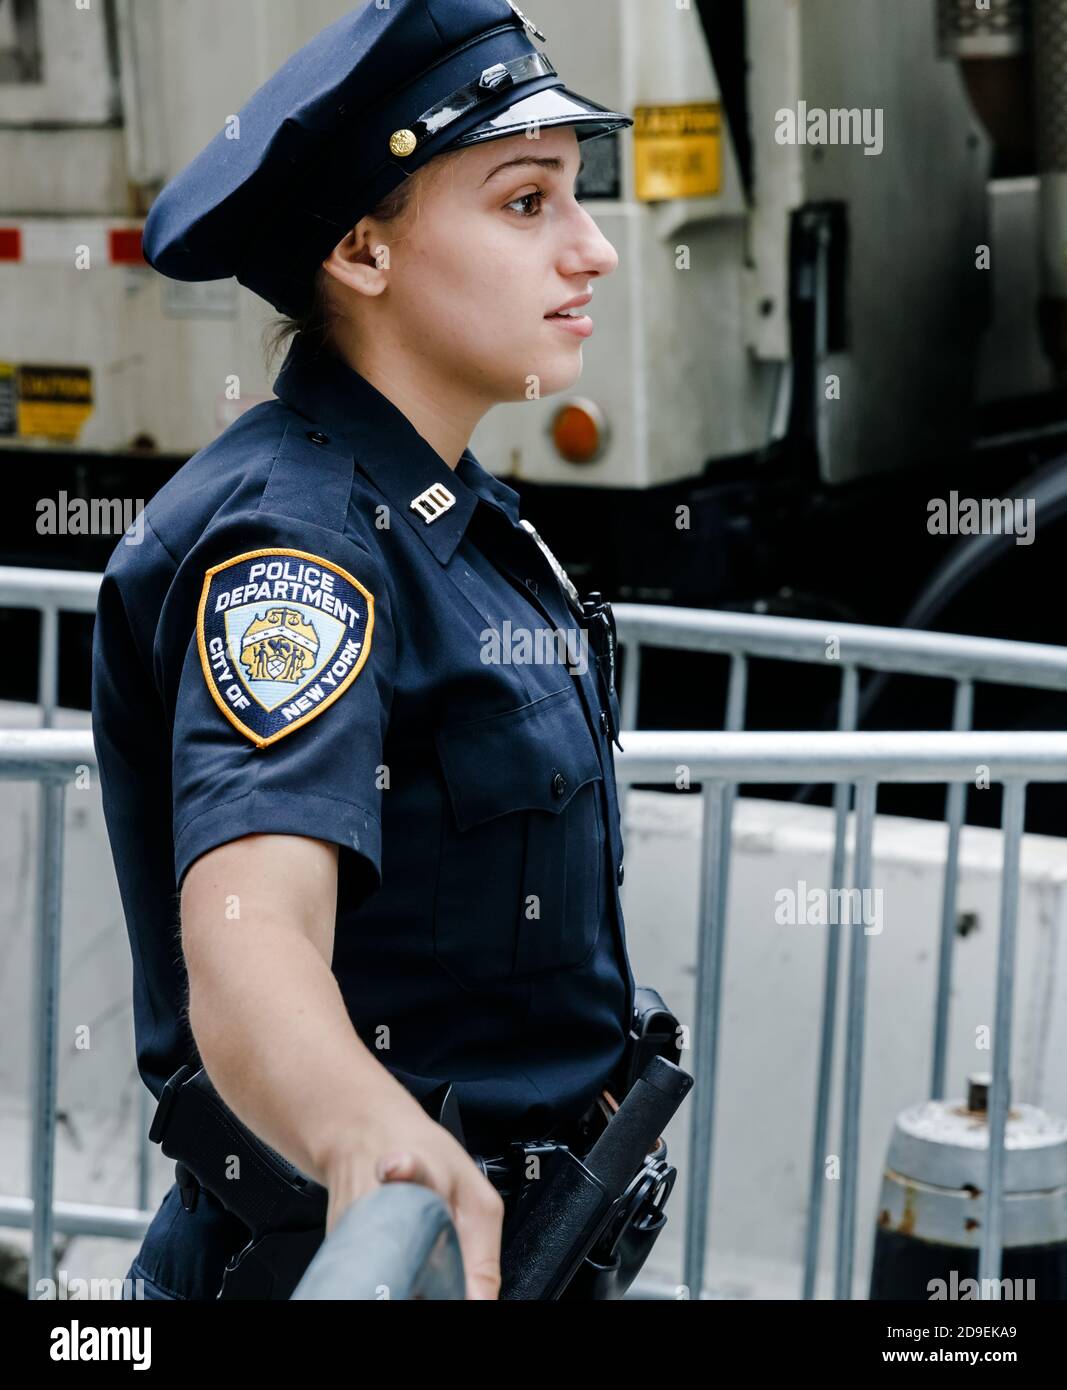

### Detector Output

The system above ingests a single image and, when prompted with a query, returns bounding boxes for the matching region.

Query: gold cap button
[389,129,417,157]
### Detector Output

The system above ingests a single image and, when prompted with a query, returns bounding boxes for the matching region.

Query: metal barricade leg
[979,779,1026,1295]
[930,679,974,1101]
[834,779,877,1300]
[802,663,858,1300]
[28,779,65,1296]
[683,778,734,1300]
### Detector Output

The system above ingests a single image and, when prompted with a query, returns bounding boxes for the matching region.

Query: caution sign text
[16,365,94,443]
[634,103,722,201]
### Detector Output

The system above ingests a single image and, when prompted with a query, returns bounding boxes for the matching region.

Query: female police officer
[92,0,636,1300]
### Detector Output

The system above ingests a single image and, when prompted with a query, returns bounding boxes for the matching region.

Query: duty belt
[149,988,688,1299]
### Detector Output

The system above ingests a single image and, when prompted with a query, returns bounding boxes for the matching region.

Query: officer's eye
[505,188,547,219]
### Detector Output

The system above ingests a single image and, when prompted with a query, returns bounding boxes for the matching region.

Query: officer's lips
[545,292,594,339]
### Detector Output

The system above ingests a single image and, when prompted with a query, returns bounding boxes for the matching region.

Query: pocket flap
[435,687,603,831]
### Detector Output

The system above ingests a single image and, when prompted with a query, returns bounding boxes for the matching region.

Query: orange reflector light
[550,398,608,464]
[109,228,145,265]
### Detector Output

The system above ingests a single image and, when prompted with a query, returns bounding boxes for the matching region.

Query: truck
[1,0,1064,822]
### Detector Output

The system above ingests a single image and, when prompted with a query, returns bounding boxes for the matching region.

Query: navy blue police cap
[142,0,631,318]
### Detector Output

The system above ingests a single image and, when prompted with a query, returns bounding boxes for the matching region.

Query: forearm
[185,915,414,1186]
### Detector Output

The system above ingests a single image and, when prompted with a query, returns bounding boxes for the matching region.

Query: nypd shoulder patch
[196,547,374,748]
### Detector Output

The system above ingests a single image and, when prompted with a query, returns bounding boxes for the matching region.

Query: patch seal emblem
[196,547,374,749]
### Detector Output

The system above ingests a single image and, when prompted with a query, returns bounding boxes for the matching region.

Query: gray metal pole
[978,780,1026,1294]
[613,604,1067,693]
[931,679,974,1100]
[28,779,65,1296]
[619,640,640,732]
[717,654,747,978]
[802,664,859,1300]
[834,779,877,1299]
[614,730,1067,784]
[38,606,58,730]
[683,779,734,1301]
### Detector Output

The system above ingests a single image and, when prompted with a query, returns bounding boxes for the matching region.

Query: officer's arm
[180,829,506,1299]
[181,830,401,1176]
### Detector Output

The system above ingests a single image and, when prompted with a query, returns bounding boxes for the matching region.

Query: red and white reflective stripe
[0,220,145,266]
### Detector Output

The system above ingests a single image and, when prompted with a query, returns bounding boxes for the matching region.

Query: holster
[552,984,684,1299]
[148,1063,329,1299]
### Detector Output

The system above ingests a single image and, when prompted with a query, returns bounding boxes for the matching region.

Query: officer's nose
[558,205,620,282]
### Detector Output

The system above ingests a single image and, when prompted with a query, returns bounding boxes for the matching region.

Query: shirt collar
[272,334,522,564]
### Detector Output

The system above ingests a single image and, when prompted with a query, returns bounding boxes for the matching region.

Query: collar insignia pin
[411,483,457,524]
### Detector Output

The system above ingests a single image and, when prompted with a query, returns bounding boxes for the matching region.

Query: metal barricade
[3,727,1062,1301]
[3,569,1067,1300]
[612,732,1064,1300]
[614,604,1067,1299]
[0,567,134,1299]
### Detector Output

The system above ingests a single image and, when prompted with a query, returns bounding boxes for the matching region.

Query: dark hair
[263,156,456,370]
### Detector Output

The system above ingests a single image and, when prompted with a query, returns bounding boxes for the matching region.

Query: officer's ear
[321,220,389,300]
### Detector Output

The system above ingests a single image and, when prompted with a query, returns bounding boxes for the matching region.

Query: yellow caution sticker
[16,364,93,443]
[634,103,722,201]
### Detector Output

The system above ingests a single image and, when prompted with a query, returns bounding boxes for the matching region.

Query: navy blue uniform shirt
[92,332,635,1158]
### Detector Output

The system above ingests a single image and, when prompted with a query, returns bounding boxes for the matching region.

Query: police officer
[92,0,636,1301]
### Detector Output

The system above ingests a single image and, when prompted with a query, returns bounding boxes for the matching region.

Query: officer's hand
[323,1112,505,1301]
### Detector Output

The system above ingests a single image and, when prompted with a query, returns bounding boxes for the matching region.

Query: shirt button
[551,771,568,799]
[617,863,625,886]
[307,431,329,445]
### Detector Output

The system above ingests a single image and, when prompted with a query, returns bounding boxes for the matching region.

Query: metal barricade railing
[0,730,126,1298]
[291,1183,466,1300]
[612,732,1063,1300]
[3,728,1063,1301]
[4,568,1067,1300]
[0,566,101,729]
[614,605,1067,1299]
[0,567,135,1300]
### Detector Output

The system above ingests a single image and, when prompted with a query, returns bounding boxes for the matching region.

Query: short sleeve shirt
[91,333,634,1152]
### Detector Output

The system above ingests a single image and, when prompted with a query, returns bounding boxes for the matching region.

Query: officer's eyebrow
[481,155,585,186]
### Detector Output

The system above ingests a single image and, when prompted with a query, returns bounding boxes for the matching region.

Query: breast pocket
[433,686,605,989]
